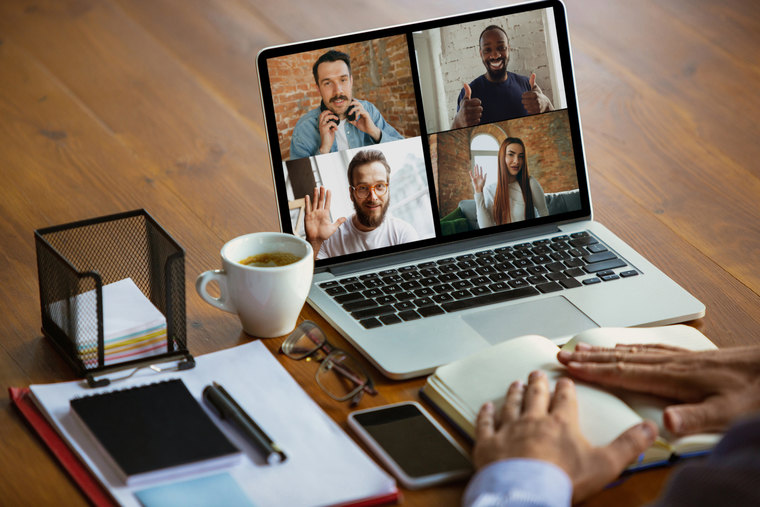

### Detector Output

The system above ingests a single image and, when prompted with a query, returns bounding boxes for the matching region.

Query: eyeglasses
[350,183,388,199]
[280,321,377,406]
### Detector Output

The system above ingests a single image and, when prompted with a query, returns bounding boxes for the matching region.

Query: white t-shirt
[317,215,418,260]
[474,177,549,228]
[335,119,349,151]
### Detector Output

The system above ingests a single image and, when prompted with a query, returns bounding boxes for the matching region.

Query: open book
[420,325,722,470]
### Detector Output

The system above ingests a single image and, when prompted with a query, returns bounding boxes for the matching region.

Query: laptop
[256,0,704,379]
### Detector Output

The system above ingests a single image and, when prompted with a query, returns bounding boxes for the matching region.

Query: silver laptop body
[257,0,704,379]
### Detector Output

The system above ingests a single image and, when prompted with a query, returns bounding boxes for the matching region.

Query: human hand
[558,343,760,436]
[469,164,487,194]
[473,371,657,504]
[347,100,381,142]
[304,186,346,257]
[318,109,339,154]
[452,83,482,128]
[521,73,554,114]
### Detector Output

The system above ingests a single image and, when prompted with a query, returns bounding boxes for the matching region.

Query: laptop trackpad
[462,296,598,345]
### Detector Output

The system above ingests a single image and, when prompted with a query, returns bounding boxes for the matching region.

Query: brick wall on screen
[435,110,577,217]
[269,35,420,161]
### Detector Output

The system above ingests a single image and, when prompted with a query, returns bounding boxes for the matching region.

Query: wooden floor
[1,0,759,505]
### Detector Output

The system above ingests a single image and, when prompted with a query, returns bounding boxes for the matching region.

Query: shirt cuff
[463,459,572,507]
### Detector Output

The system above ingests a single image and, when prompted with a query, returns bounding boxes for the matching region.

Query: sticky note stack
[51,278,168,368]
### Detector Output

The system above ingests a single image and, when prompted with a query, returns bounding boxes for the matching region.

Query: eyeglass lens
[354,183,387,198]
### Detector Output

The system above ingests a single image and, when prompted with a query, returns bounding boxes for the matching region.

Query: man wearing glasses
[304,149,418,260]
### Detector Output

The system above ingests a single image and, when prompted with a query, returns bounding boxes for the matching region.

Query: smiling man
[303,149,417,260]
[289,50,403,160]
[452,25,554,129]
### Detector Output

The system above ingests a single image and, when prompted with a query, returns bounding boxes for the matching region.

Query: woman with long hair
[469,137,549,227]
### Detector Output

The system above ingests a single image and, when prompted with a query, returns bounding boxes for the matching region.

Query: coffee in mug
[196,232,313,337]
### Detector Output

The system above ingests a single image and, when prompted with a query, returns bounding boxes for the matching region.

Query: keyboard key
[343,282,365,293]
[552,235,570,242]
[439,264,459,274]
[560,278,583,289]
[527,265,548,275]
[420,267,441,277]
[470,286,491,296]
[326,286,347,296]
[433,293,455,303]
[375,295,397,305]
[399,265,416,272]
[475,266,497,276]
[394,301,416,311]
[471,276,490,286]
[418,261,437,269]
[531,254,551,264]
[396,291,416,301]
[584,251,617,264]
[340,277,359,284]
[621,270,639,277]
[400,280,422,290]
[451,280,472,290]
[564,258,585,268]
[546,272,568,281]
[379,314,402,325]
[441,286,539,312]
[456,253,475,261]
[537,281,563,293]
[475,250,495,257]
[490,272,510,282]
[582,278,602,285]
[417,306,445,318]
[489,281,510,292]
[583,259,627,273]
[414,297,435,307]
[458,269,478,279]
[587,243,609,254]
[565,268,586,278]
[420,277,439,286]
[359,273,379,280]
[527,275,547,285]
[601,274,620,282]
[437,273,459,283]
[515,242,532,249]
[320,281,339,288]
[401,271,422,281]
[513,258,533,268]
[352,305,396,319]
[363,288,383,298]
[452,289,472,300]
[381,274,403,284]
[334,292,365,304]
[508,269,528,278]
[509,279,530,288]
[432,283,453,294]
[382,284,403,295]
[414,287,435,298]
[379,269,398,276]
[359,318,383,329]
[436,257,456,265]
[343,299,377,311]
[399,310,421,321]
[363,278,383,288]
[570,235,597,247]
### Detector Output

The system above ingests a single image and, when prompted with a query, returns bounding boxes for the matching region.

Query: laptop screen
[257,0,589,269]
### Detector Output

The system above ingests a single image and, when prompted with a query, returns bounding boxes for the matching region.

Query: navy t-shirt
[456,72,532,125]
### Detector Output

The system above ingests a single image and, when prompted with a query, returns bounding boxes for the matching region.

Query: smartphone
[348,402,472,489]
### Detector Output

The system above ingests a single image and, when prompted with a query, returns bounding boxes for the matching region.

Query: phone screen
[352,403,471,478]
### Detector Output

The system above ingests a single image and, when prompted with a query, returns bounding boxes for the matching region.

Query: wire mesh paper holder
[35,209,194,387]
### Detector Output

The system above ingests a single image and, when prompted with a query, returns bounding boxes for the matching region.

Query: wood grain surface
[1,0,758,505]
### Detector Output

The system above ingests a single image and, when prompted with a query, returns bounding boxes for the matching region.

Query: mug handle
[195,270,236,314]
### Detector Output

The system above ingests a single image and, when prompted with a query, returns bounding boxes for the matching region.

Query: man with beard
[303,149,417,260]
[289,50,403,160]
[452,25,554,129]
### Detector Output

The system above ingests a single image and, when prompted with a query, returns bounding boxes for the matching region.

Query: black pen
[203,381,287,464]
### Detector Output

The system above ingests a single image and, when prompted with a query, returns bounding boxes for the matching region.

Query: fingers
[665,398,733,435]
[598,420,657,474]
[334,216,347,227]
[523,371,551,418]
[549,377,578,422]
[304,193,312,214]
[463,82,472,100]
[475,401,496,441]
[529,72,536,90]
[503,380,524,422]
[324,187,332,212]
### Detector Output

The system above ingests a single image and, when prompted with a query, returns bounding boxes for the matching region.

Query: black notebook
[70,378,241,485]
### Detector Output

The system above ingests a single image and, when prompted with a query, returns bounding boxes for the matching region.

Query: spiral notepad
[70,379,241,485]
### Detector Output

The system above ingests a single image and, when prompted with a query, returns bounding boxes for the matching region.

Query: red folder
[9,386,400,507]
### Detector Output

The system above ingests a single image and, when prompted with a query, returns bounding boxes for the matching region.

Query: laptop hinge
[322,224,561,277]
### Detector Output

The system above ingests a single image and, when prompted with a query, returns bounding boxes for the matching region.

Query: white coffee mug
[196,232,314,337]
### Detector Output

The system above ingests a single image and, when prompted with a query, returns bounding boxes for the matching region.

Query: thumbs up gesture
[452,82,483,129]
[521,73,554,115]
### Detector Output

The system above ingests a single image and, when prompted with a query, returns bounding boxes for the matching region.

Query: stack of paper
[51,278,168,368]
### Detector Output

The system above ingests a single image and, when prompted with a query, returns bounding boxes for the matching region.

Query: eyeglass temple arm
[329,361,377,395]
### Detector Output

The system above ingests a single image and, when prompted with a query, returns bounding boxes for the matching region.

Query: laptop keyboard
[318,231,638,329]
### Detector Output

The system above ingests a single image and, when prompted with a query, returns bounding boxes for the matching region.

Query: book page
[562,325,717,352]
[433,335,646,447]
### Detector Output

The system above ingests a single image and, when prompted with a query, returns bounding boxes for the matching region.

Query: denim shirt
[289,99,403,160]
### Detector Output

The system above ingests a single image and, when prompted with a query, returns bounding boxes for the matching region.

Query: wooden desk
[1,0,758,505]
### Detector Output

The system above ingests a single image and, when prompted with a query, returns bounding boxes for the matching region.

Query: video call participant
[289,50,403,159]
[452,25,554,129]
[464,342,760,506]
[469,137,548,228]
[304,149,417,260]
